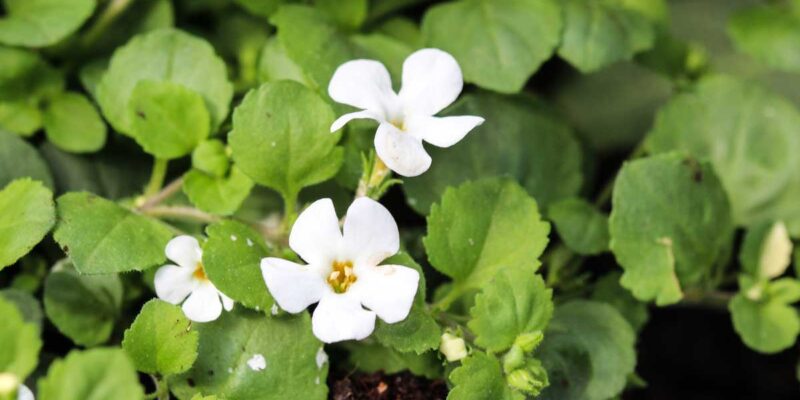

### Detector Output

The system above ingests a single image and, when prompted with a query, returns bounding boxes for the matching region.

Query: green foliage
[0,288,43,329]
[229,81,342,200]
[469,268,553,352]
[728,3,800,73]
[591,272,649,333]
[448,351,523,400]
[609,153,733,305]
[538,301,636,400]
[549,198,609,255]
[346,342,441,379]
[647,75,800,235]
[0,130,52,188]
[128,81,210,159]
[0,0,96,47]
[170,311,328,400]
[202,220,273,311]
[97,29,233,135]
[53,192,173,274]
[42,92,107,154]
[404,93,583,214]
[43,264,123,346]
[730,278,800,354]
[0,296,41,380]
[424,179,550,297]
[122,299,199,375]
[422,0,562,93]
[37,348,145,400]
[183,167,254,216]
[192,140,229,178]
[0,179,55,269]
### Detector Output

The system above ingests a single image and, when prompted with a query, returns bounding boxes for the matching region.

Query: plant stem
[82,0,136,48]
[144,158,169,198]
[281,192,298,235]
[143,206,220,224]
[678,289,733,311]
[356,156,391,199]
[432,284,464,312]
[138,177,184,210]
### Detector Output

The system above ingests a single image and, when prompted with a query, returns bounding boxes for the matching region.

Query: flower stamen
[328,260,357,293]
[193,262,208,281]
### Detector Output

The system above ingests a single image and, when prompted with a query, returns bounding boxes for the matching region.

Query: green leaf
[202,220,273,312]
[192,139,229,178]
[0,46,63,102]
[97,29,233,135]
[122,299,199,375]
[0,288,43,329]
[184,167,254,216]
[449,351,523,400]
[129,81,211,159]
[557,0,663,72]
[257,38,313,87]
[0,0,96,47]
[0,296,41,380]
[229,81,342,199]
[730,289,800,354]
[728,4,800,73]
[234,0,285,18]
[43,92,107,154]
[424,179,550,297]
[346,342,441,379]
[646,75,800,235]
[469,268,552,353]
[590,272,649,333]
[37,348,145,400]
[549,198,609,255]
[170,311,327,400]
[43,264,122,347]
[0,130,53,189]
[422,0,562,93]
[609,153,733,305]
[538,300,636,400]
[0,100,41,137]
[373,252,441,354]
[0,179,55,269]
[53,192,174,274]
[404,92,583,214]
[314,0,368,30]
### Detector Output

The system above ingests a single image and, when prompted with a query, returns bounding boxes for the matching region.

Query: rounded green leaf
[202,220,273,312]
[538,301,636,400]
[424,179,550,295]
[53,192,174,274]
[0,46,63,102]
[0,288,43,330]
[0,0,95,47]
[128,81,211,159]
[728,4,800,73]
[549,198,609,256]
[38,348,145,400]
[183,167,254,216]
[609,154,733,305]
[192,139,229,178]
[730,291,800,354]
[0,100,41,136]
[0,296,41,380]
[590,272,649,333]
[43,265,123,347]
[469,268,553,353]
[646,75,800,235]
[122,299,199,375]
[43,92,107,154]
[558,0,663,72]
[170,311,328,400]
[229,81,342,199]
[0,179,55,269]
[422,0,562,93]
[448,351,523,400]
[404,93,583,215]
[0,130,53,189]
[97,29,233,135]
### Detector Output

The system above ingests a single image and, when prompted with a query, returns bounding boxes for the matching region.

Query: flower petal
[289,198,342,265]
[165,235,202,269]
[154,264,195,305]
[356,264,419,323]
[261,257,327,313]
[330,110,382,132]
[374,122,431,177]
[406,115,484,148]
[182,282,223,323]
[328,59,399,118]
[399,48,463,116]
[343,197,399,266]
[312,291,376,343]
[17,385,34,400]
[220,291,234,311]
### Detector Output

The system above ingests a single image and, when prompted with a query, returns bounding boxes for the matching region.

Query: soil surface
[330,371,448,400]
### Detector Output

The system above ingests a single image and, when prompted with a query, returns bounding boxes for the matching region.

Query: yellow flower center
[327,260,357,293]
[390,118,406,131]
[193,262,208,281]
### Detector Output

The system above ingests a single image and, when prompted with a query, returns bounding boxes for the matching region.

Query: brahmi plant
[2,0,800,399]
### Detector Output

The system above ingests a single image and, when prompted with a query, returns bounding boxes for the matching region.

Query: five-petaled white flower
[261,197,419,343]
[328,48,484,177]
[154,235,233,323]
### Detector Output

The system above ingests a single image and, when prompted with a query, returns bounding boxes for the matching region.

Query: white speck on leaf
[271,141,276,147]
[315,376,321,385]
[468,238,474,246]
[247,354,267,371]
[246,238,254,247]
[315,347,328,370]
[227,367,233,373]
[230,235,237,241]
[271,304,279,315]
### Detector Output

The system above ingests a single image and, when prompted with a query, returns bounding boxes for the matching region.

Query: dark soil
[330,371,448,400]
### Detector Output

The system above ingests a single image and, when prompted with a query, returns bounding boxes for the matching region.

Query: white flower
[17,385,33,400]
[328,48,484,177]
[261,197,420,343]
[154,235,233,322]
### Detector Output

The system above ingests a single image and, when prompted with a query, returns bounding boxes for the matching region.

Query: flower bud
[514,331,544,352]
[439,332,468,362]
